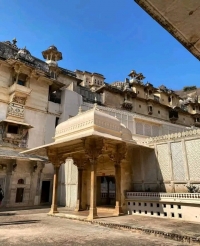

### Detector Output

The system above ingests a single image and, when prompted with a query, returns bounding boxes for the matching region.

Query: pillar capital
[72,154,88,170]
[108,142,127,166]
[82,137,104,164]
[47,149,64,168]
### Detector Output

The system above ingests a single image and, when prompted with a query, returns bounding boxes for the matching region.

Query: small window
[157,212,160,216]
[133,210,136,213]
[145,211,147,214]
[139,210,141,214]
[138,203,141,206]
[138,91,140,94]
[150,203,153,207]
[170,204,174,209]
[168,96,171,103]
[144,203,147,206]
[151,211,153,215]
[157,204,159,207]
[158,110,160,114]
[171,212,175,218]
[133,202,135,205]
[148,106,153,112]
[163,204,166,208]
[139,105,141,108]
[55,117,59,128]
[18,179,24,184]
[178,205,181,209]
[17,80,25,86]
[7,125,19,134]
[178,213,182,218]
[128,202,130,205]
[164,212,167,217]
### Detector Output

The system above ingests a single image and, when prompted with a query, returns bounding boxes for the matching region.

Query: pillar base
[87,207,98,220]
[48,205,59,214]
[74,200,82,212]
[113,206,123,216]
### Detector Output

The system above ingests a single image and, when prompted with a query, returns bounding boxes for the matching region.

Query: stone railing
[126,192,200,199]
[143,128,200,144]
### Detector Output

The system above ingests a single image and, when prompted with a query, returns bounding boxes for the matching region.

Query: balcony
[9,83,32,97]
[3,133,28,147]
[169,109,178,123]
[121,100,133,111]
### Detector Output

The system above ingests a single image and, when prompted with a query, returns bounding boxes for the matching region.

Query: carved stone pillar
[73,155,87,212]
[83,138,103,220]
[108,143,127,216]
[49,164,60,214]
[75,168,83,211]
[48,152,63,214]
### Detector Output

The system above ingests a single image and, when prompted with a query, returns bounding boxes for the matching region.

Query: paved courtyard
[0,208,192,246]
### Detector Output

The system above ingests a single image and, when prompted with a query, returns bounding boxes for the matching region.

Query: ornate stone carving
[47,149,65,167]
[185,139,200,180]
[72,154,88,169]
[145,129,200,144]
[82,137,104,164]
[108,142,127,165]
[171,142,186,181]
[15,47,35,63]
[7,103,24,118]
[157,144,171,181]
[12,96,26,105]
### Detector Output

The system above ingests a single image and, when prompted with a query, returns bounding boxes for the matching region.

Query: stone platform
[49,207,200,245]
[1,206,200,244]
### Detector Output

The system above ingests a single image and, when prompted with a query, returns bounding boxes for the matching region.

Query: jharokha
[0,39,200,222]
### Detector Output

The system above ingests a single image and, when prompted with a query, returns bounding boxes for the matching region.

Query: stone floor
[53,207,200,239]
[0,208,193,246]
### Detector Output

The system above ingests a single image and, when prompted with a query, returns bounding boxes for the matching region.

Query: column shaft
[114,164,122,215]
[75,169,83,211]
[88,161,98,220]
[49,165,60,214]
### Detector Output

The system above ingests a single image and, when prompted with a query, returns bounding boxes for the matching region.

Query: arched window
[18,179,24,184]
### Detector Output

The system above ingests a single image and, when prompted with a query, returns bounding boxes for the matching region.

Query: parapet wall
[126,192,200,223]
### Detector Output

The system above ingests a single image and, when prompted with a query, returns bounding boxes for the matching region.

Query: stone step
[97,206,115,212]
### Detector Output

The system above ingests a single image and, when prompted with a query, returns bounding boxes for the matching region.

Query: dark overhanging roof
[134,0,200,61]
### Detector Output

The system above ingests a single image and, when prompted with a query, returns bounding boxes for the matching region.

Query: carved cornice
[144,128,200,145]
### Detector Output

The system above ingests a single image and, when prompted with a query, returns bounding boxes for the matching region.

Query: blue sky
[0,0,199,90]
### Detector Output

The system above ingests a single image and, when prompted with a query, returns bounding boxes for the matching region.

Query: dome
[48,45,57,51]
[17,47,31,56]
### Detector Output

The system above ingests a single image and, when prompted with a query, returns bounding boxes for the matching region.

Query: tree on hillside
[183,86,197,92]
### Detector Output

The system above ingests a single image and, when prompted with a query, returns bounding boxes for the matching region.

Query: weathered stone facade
[1,38,200,224]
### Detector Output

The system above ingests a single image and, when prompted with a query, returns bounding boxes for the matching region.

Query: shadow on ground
[0,220,40,226]
[0,213,16,216]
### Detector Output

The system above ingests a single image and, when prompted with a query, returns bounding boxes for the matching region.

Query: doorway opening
[97,176,115,206]
[15,188,24,203]
[40,180,50,203]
